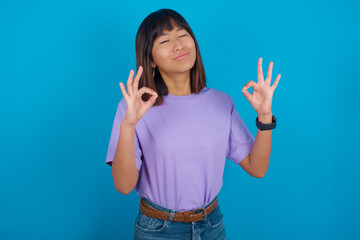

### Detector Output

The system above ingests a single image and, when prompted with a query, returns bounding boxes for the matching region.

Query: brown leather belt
[140,197,218,223]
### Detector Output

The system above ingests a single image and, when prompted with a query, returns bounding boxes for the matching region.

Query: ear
[151,62,156,68]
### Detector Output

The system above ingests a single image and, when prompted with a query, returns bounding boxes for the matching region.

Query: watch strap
[256,115,276,131]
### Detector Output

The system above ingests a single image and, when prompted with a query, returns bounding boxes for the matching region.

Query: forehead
[155,17,185,36]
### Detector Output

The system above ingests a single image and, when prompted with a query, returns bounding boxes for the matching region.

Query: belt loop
[204,206,207,220]
[168,210,175,222]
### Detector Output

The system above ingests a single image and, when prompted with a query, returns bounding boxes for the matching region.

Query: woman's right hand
[119,66,158,126]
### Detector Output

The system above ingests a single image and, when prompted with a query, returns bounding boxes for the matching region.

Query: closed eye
[159,34,187,44]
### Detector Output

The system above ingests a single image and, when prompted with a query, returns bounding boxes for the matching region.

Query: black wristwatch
[256,115,276,131]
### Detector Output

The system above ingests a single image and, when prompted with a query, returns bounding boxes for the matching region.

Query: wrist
[120,120,137,129]
[258,113,273,123]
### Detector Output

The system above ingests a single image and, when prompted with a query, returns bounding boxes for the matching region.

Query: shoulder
[205,87,234,107]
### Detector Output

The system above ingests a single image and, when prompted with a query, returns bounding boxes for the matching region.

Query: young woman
[106,8,280,240]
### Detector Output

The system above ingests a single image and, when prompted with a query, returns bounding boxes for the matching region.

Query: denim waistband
[141,196,218,213]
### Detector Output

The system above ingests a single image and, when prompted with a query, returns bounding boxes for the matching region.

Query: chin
[176,59,196,72]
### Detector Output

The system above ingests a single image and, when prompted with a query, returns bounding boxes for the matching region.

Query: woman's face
[151,24,196,75]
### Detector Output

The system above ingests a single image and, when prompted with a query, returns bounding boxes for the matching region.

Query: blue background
[1,0,359,239]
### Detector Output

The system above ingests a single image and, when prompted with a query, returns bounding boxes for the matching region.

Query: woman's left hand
[242,57,281,116]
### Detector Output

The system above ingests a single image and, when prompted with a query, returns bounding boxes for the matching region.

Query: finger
[119,82,130,102]
[242,80,256,103]
[271,74,281,92]
[127,70,135,94]
[266,61,273,84]
[242,87,253,103]
[242,80,257,91]
[144,94,158,110]
[139,87,158,97]
[133,66,143,92]
[257,57,264,82]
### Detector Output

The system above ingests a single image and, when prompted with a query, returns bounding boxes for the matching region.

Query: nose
[172,38,183,52]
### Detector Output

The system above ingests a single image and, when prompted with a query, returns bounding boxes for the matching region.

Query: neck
[159,70,191,96]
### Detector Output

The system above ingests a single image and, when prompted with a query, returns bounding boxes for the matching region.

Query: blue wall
[1,0,359,239]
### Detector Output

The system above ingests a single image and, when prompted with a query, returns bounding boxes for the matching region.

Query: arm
[111,66,157,194]
[240,57,280,178]
[111,121,139,194]
[240,113,272,178]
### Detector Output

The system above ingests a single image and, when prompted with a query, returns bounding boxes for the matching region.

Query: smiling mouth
[174,53,189,60]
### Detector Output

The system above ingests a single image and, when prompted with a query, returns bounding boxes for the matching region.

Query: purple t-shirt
[106,86,255,211]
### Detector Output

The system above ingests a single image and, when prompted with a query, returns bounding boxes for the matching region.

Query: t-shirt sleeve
[226,96,255,164]
[105,98,143,170]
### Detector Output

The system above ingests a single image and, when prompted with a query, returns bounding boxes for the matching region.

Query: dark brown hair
[135,9,207,106]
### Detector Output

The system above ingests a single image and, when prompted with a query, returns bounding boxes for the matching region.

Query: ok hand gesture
[242,57,281,116]
[119,66,158,126]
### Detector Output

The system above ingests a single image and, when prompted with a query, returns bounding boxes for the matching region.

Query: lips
[174,53,189,60]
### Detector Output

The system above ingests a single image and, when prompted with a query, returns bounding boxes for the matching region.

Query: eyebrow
[158,27,185,37]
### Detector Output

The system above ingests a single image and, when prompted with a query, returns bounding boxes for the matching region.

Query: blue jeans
[134,196,227,240]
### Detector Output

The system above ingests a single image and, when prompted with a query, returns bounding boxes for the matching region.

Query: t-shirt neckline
[164,87,208,100]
